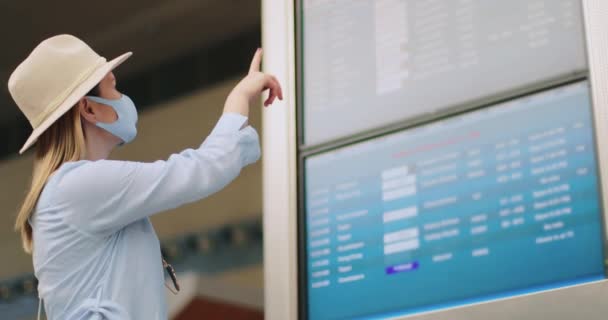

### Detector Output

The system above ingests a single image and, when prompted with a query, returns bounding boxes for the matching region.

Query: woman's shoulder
[47,160,87,187]
[54,160,132,181]
[49,160,136,196]
[35,161,91,218]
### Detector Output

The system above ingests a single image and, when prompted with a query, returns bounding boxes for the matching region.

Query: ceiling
[0,0,261,127]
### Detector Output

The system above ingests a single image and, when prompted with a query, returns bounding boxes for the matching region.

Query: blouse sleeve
[55,113,260,236]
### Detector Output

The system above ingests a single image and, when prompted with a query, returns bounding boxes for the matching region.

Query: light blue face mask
[86,94,138,145]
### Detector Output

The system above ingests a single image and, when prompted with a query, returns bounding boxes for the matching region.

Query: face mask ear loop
[86,97,121,124]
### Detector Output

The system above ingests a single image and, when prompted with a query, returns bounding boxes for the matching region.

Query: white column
[262,0,298,319]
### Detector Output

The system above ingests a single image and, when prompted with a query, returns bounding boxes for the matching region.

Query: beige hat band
[30,57,107,128]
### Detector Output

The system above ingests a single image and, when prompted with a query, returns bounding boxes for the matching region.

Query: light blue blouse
[30,113,260,319]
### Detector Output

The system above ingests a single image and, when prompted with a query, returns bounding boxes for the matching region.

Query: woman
[8,34,282,319]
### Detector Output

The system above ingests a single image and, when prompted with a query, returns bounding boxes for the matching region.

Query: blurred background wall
[0,1,265,319]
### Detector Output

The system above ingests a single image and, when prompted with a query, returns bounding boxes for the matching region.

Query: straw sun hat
[8,34,131,154]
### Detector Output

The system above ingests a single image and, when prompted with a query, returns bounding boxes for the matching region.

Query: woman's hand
[224,48,283,117]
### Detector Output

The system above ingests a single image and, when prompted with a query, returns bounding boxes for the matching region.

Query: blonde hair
[15,106,87,253]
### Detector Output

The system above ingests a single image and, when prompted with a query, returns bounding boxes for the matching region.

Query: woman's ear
[78,98,97,124]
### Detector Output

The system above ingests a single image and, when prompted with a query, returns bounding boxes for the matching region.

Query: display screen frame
[294,1,608,319]
[295,0,589,150]
[298,78,608,319]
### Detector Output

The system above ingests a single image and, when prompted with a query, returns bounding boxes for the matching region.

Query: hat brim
[19,52,132,154]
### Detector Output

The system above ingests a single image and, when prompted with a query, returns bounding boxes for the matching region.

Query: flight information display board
[301,0,586,145]
[303,81,605,319]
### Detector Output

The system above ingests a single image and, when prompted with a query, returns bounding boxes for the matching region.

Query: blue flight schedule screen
[304,81,606,320]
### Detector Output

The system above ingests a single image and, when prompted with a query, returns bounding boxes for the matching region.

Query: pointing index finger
[249,48,263,74]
